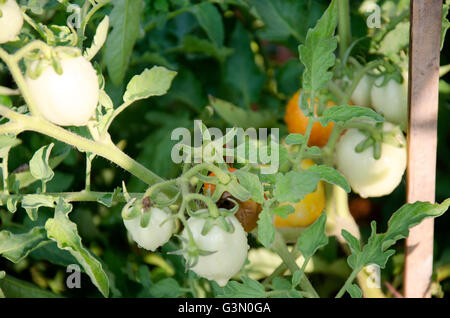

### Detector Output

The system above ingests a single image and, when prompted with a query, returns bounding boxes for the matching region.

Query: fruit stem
[341,60,386,104]
[183,193,220,218]
[183,162,230,184]
[294,117,315,166]
[0,45,43,117]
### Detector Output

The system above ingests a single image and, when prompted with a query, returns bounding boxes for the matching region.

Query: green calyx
[355,123,405,160]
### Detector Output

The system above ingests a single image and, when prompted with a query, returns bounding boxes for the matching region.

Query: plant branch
[341,59,386,104]
[271,231,319,298]
[0,106,173,195]
[335,267,360,298]
[0,191,143,204]
[338,0,351,59]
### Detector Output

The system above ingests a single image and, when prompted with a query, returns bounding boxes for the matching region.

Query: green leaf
[123,66,177,103]
[224,22,266,109]
[14,143,71,190]
[234,170,265,204]
[296,212,328,260]
[343,199,450,271]
[0,227,48,263]
[104,0,143,86]
[285,133,306,145]
[21,194,55,221]
[272,205,295,218]
[382,200,450,251]
[346,284,362,298]
[149,278,184,298]
[276,59,304,96]
[243,0,319,42]
[291,270,303,288]
[378,22,409,58]
[84,16,109,61]
[179,35,233,62]
[45,198,109,297]
[169,69,207,110]
[6,197,19,213]
[299,0,338,93]
[274,171,320,203]
[308,165,350,193]
[257,206,275,248]
[29,143,54,183]
[209,96,275,129]
[341,230,361,269]
[0,273,61,298]
[0,135,21,157]
[287,289,304,298]
[221,275,267,298]
[189,2,224,46]
[272,276,291,290]
[319,105,384,126]
[29,241,79,268]
[97,187,122,208]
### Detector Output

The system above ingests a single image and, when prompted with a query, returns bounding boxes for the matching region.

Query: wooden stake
[404,0,442,298]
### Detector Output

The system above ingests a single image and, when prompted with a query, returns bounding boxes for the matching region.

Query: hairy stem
[342,60,386,104]
[294,117,315,166]
[0,106,172,194]
[338,0,351,59]
[0,191,143,204]
[335,267,360,298]
[271,231,319,298]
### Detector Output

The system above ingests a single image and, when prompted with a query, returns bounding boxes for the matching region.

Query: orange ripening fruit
[284,90,336,147]
[274,159,326,228]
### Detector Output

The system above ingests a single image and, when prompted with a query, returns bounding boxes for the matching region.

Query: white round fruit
[335,122,407,198]
[182,215,249,287]
[370,73,408,130]
[25,55,99,126]
[123,207,175,251]
[0,0,23,44]
[350,74,374,107]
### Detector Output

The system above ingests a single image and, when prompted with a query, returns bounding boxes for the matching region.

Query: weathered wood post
[404,0,442,298]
